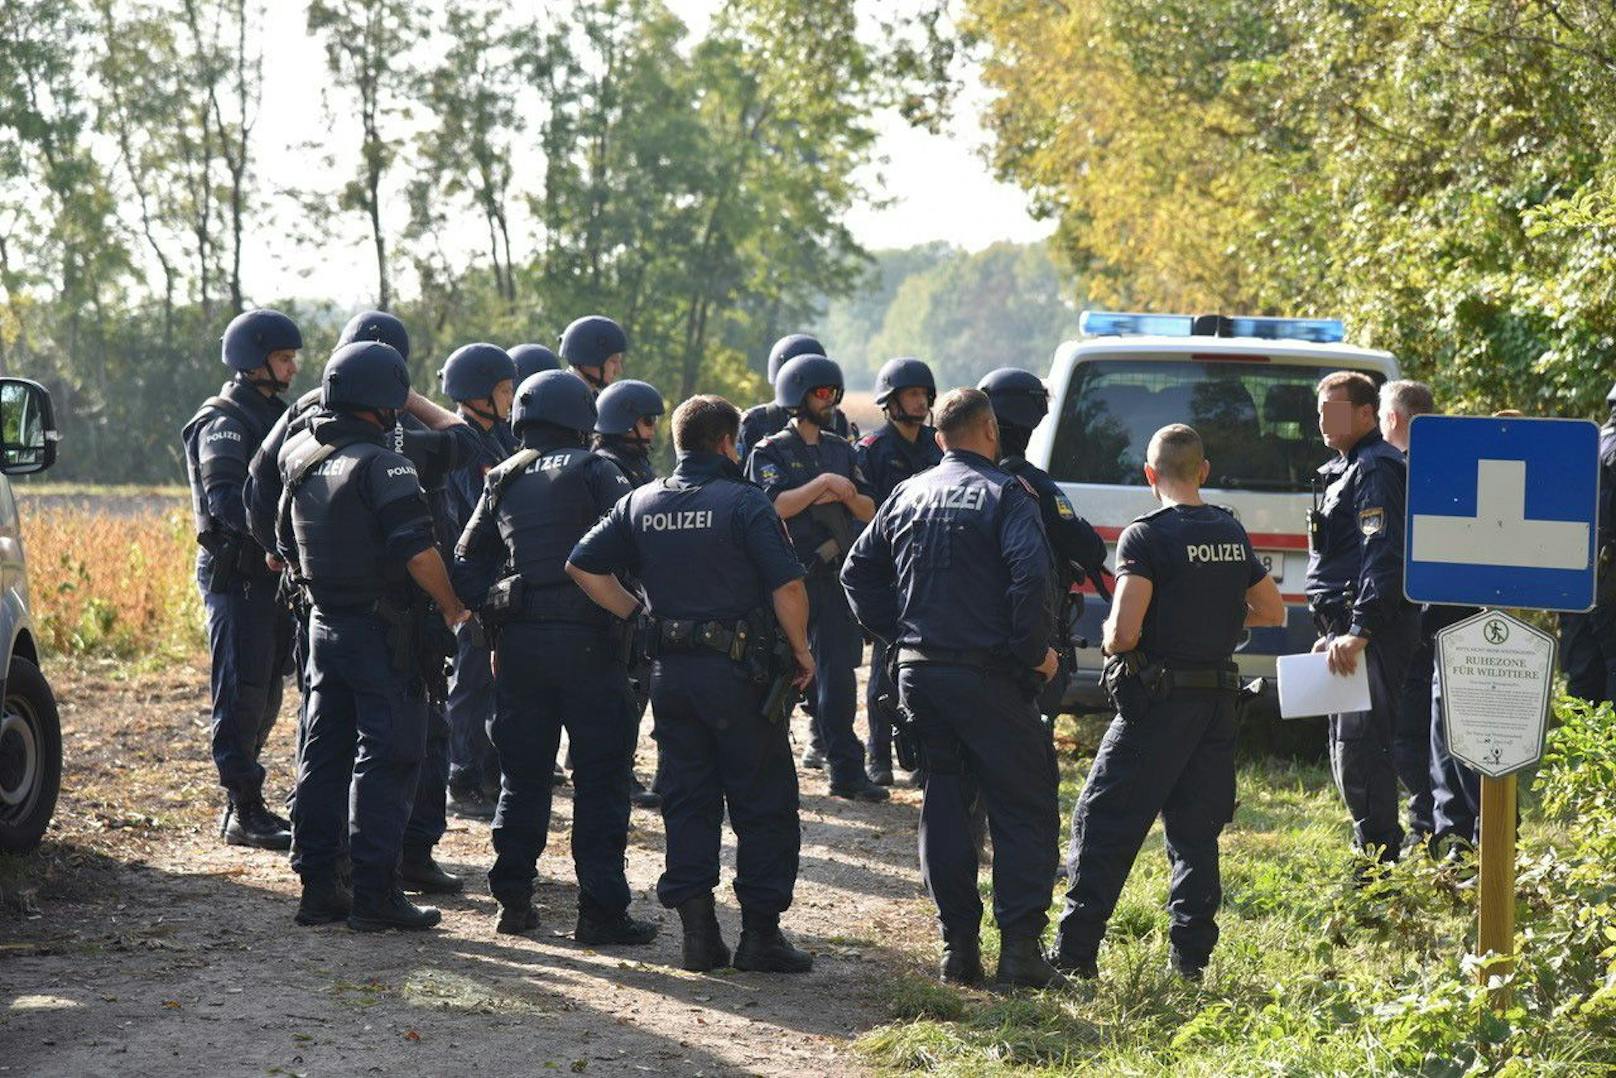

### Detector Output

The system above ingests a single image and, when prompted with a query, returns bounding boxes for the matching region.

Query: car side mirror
[0,377,59,476]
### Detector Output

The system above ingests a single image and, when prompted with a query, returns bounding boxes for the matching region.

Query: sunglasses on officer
[808,385,840,402]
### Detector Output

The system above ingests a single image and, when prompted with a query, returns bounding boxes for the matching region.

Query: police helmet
[594,379,665,436]
[512,369,598,434]
[774,354,845,411]
[321,342,410,412]
[336,309,410,363]
[978,367,1050,430]
[767,333,826,384]
[509,343,561,384]
[557,315,628,371]
[221,308,303,371]
[440,343,517,402]
[874,357,937,408]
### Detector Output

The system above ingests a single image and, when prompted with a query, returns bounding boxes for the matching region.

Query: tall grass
[21,504,204,659]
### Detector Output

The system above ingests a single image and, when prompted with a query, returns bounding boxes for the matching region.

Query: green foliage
[860,698,1616,1073]
[967,0,1616,417]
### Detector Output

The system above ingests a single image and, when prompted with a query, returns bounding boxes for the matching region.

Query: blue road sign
[1405,415,1599,612]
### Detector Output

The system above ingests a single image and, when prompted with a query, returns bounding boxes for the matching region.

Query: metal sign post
[1407,415,1596,1013]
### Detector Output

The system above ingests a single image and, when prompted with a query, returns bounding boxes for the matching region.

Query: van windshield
[1048,357,1374,492]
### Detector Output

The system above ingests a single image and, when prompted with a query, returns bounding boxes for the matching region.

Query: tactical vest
[181,382,272,539]
[597,442,656,489]
[490,445,605,623]
[628,477,764,622]
[282,432,399,608]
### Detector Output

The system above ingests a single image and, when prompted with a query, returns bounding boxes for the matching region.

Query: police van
[1026,312,1399,749]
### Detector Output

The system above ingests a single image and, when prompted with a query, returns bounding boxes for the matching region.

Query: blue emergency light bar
[1079,310,1346,345]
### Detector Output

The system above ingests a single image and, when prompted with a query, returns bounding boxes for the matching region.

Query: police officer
[440,343,518,820]
[737,333,853,463]
[246,311,478,895]
[1378,381,1480,851]
[558,315,627,395]
[1050,425,1285,982]
[748,354,886,802]
[594,379,668,810]
[1559,380,1616,706]
[453,371,655,943]
[1306,370,1420,865]
[978,368,1109,718]
[182,308,301,850]
[510,343,561,385]
[842,388,1063,987]
[277,341,473,931]
[567,394,815,974]
[855,357,943,785]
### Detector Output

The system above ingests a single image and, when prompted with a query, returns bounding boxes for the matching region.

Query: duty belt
[1165,664,1244,693]
[651,617,753,663]
[1307,597,1351,636]
[896,646,1013,672]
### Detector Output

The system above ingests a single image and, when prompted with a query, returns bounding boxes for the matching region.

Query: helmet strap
[577,366,605,391]
[462,401,500,428]
[242,368,288,395]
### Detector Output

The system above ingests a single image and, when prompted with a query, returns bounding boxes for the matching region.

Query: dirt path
[2,659,939,1077]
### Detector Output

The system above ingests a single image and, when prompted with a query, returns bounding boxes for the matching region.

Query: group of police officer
[183,304,1498,986]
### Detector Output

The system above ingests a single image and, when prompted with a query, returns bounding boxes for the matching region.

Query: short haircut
[935,388,995,441]
[1146,424,1204,482]
[671,394,740,454]
[1381,379,1434,418]
[1317,370,1379,410]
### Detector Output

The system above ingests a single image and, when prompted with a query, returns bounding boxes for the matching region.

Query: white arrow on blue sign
[1405,415,1599,612]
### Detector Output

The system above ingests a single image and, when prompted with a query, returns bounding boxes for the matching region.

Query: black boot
[1168,948,1206,983]
[294,873,352,927]
[675,893,730,972]
[495,897,540,935]
[222,794,292,851]
[995,937,1068,989]
[940,934,985,986]
[398,846,464,895]
[800,746,825,771]
[629,775,661,810]
[348,887,442,932]
[733,909,813,974]
[1047,942,1099,981]
[447,784,496,821]
[829,777,891,803]
[576,898,659,946]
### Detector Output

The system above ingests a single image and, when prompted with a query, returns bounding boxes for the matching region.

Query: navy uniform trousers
[900,663,1058,942]
[1056,691,1236,964]
[1328,612,1418,859]
[650,653,800,914]
[1560,609,1616,705]
[487,621,634,911]
[864,639,895,771]
[290,607,427,896]
[198,557,292,800]
[806,573,866,787]
[1393,636,1438,838]
[447,629,500,792]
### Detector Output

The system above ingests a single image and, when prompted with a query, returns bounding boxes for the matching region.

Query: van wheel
[0,656,61,854]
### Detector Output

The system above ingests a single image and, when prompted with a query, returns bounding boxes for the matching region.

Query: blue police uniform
[1304,428,1420,859]
[855,423,943,775]
[452,436,639,918]
[1407,604,1482,846]
[182,378,293,818]
[443,420,510,800]
[248,395,479,872]
[1053,503,1265,973]
[276,412,438,903]
[1558,415,1616,704]
[737,402,851,464]
[569,451,806,916]
[841,450,1058,948]
[1001,454,1108,715]
[747,425,877,793]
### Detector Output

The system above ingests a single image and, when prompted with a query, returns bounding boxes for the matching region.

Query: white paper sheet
[1276,651,1371,719]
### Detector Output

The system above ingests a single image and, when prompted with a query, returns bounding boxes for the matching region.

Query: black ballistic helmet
[594,379,665,435]
[774,354,845,411]
[440,343,517,402]
[767,333,826,384]
[509,343,561,384]
[513,370,598,434]
[221,308,303,371]
[874,357,937,407]
[337,310,410,363]
[322,342,411,412]
[558,315,628,371]
[978,367,1050,430]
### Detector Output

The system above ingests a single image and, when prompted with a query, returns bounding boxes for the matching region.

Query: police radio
[1307,476,1326,555]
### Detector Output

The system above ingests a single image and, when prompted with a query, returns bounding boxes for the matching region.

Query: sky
[247,0,1049,304]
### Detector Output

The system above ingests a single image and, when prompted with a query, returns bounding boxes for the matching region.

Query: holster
[376,596,421,678]
[1101,650,1167,722]
[418,599,458,701]
[876,643,922,771]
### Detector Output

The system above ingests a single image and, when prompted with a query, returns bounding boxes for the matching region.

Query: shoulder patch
[1359,507,1386,538]
[758,461,782,485]
[1053,492,1076,520]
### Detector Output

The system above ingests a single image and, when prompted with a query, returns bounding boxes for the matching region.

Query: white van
[1026,313,1399,746]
